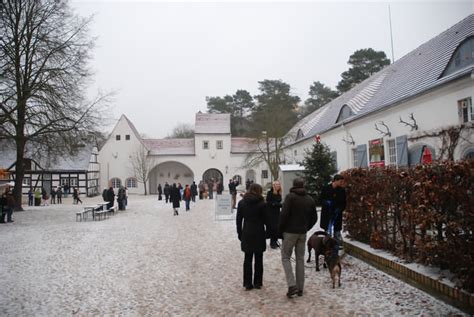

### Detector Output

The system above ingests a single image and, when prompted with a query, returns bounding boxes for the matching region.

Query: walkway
[0,195,466,316]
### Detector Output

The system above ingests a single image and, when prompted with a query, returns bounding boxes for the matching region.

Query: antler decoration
[399,113,418,131]
[342,134,355,145]
[374,121,391,137]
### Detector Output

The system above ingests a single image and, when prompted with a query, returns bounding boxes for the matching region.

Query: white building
[286,14,473,170]
[98,113,267,194]
[99,14,473,194]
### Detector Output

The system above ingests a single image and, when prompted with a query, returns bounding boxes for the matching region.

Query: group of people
[236,175,346,298]
[102,186,128,210]
[26,185,82,206]
[0,185,15,223]
[157,178,241,215]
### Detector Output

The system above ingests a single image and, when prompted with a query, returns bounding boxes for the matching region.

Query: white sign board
[215,194,234,221]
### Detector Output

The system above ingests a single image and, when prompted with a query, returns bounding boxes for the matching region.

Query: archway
[149,161,194,194]
[202,168,223,184]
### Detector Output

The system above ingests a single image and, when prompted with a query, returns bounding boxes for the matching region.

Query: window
[126,177,137,188]
[216,140,223,150]
[387,139,397,165]
[369,138,385,167]
[442,37,474,77]
[294,150,297,156]
[336,105,355,123]
[458,97,473,123]
[60,178,69,186]
[23,177,31,186]
[203,141,209,149]
[125,135,130,141]
[69,178,78,187]
[116,135,121,141]
[111,178,121,188]
[261,170,268,179]
[352,148,359,168]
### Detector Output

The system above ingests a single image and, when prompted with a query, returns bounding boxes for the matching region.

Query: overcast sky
[71,0,472,138]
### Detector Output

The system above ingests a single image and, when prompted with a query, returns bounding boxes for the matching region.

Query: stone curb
[343,240,473,315]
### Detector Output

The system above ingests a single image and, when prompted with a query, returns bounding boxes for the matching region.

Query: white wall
[286,77,474,171]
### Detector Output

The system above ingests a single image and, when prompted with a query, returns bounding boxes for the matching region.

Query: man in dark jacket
[106,187,115,209]
[163,182,170,203]
[279,178,317,298]
[320,174,346,246]
[190,181,197,202]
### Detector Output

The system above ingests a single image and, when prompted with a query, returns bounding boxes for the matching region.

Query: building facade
[99,15,473,194]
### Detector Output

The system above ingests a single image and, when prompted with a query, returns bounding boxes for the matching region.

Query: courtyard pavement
[0,195,466,316]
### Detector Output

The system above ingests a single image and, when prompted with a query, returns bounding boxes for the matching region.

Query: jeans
[243,252,263,287]
[281,232,306,291]
[185,200,190,210]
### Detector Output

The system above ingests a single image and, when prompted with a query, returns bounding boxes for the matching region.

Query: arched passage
[202,168,223,183]
[149,161,194,194]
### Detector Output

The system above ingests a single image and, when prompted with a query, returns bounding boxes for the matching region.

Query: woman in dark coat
[157,184,163,201]
[170,183,181,216]
[236,183,267,290]
[266,180,282,249]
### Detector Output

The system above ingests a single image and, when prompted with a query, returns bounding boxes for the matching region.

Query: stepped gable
[194,113,231,134]
[291,14,474,143]
[143,138,195,155]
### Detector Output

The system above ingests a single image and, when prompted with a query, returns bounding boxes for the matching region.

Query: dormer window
[336,105,355,123]
[296,129,304,141]
[441,36,474,78]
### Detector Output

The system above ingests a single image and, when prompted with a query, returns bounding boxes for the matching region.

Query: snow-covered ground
[0,195,466,316]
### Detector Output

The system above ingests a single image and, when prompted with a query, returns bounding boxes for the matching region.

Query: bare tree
[409,124,473,161]
[129,144,155,195]
[0,0,109,208]
[244,131,293,181]
[166,123,194,138]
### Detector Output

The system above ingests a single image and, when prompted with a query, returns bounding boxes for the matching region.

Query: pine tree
[301,142,337,204]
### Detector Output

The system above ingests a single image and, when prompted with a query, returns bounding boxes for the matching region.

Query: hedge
[342,160,474,292]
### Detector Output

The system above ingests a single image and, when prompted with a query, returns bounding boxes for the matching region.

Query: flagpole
[389,4,395,63]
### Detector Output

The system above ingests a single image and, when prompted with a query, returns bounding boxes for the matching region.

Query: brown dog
[306,231,334,271]
[325,252,342,288]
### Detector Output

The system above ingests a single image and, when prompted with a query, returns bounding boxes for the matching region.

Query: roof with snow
[194,113,231,134]
[0,141,96,171]
[290,14,474,143]
[230,138,258,153]
[143,139,195,155]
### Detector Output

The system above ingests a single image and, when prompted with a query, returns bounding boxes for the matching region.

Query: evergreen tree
[301,81,339,118]
[301,141,336,203]
[337,48,390,93]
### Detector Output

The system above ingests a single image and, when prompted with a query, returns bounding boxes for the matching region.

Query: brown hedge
[342,160,474,292]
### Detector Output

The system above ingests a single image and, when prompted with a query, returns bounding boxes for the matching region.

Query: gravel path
[0,195,466,316]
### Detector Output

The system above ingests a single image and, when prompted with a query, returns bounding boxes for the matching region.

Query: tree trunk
[14,137,25,211]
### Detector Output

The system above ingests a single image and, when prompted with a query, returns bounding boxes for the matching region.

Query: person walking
[1,186,15,223]
[236,183,267,291]
[183,184,192,211]
[50,188,56,204]
[28,188,34,206]
[170,183,180,216]
[106,187,115,209]
[157,184,163,201]
[190,181,197,202]
[320,174,347,248]
[41,188,49,206]
[266,180,282,249]
[279,178,317,298]
[73,188,83,204]
[198,181,205,200]
[56,187,63,204]
[164,182,171,203]
[207,178,214,200]
[229,179,239,210]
